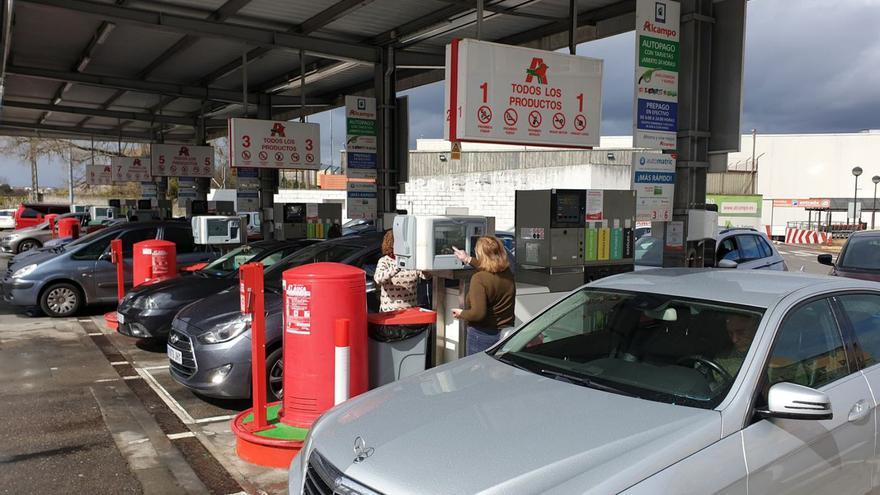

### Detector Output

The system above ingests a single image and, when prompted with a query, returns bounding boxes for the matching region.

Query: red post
[46,214,58,239]
[110,239,124,302]
[240,262,268,429]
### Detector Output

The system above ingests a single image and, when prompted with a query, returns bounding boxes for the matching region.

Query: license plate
[167,345,183,365]
[116,311,125,324]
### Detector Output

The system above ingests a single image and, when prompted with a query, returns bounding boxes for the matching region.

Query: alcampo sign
[445,38,603,148]
[229,118,321,170]
[633,0,680,150]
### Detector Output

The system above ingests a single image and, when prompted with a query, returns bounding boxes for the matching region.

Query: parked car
[168,232,383,402]
[13,203,70,229]
[116,239,319,340]
[636,227,786,270]
[1,220,217,317]
[0,212,90,254]
[341,218,375,236]
[0,209,15,230]
[819,231,880,282]
[290,269,880,495]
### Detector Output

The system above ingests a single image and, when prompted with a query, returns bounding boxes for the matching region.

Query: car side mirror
[717,259,739,269]
[817,254,834,266]
[757,382,832,421]
[99,252,113,262]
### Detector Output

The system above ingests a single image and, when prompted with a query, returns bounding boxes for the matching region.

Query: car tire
[17,239,41,253]
[266,347,283,402]
[40,282,82,318]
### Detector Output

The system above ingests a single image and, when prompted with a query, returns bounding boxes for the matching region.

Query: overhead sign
[345,95,378,180]
[707,194,762,217]
[141,182,158,199]
[633,0,680,150]
[772,198,831,208]
[86,164,112,185]
[445,38,603,148]
[347,181,377,220]
[111,156,152,182]
[229,118,320,170]
[151,144,214,177]
[632,152,676,221]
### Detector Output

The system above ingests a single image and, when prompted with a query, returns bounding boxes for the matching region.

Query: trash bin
[368,307,437,388]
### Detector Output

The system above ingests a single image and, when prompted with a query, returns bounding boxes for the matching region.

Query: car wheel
[17,239,40,253]
[40,282,82,317]
[266,347,283,402]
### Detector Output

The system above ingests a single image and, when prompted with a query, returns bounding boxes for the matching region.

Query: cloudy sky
[8,0,880,187]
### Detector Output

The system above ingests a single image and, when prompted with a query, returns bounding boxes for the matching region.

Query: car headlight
[196,314,251,344]
[11,264,37,279]
[131,295,159,310]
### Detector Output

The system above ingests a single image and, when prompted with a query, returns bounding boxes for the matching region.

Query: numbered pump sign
[151,144,214,177]
[632,152,676,222]
[110,156,152,182]
[445,38,603,148]
[229,118,320,170]
[86,164,112,185]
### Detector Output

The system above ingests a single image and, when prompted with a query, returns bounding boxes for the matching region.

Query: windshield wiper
[538,368,637,398]
[495,354,532,372]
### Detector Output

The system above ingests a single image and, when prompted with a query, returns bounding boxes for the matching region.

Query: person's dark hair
[327,223,342,239]
[381,229,394,256]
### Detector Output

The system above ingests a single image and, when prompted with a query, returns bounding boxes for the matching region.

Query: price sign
[86,164,112,185]
[111,156,152,182]
[229,118,320,170]
[151,144,214,177]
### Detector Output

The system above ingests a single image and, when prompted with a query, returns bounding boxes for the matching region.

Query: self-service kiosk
[393,215,490,270]
[192,216,245,245]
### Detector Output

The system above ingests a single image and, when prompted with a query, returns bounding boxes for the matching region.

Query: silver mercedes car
[290,269,880,494]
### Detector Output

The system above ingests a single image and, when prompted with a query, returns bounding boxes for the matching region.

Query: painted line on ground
[140,365,170,371]
[122,375,142,380]
[136,367,196,425]
[167,431,197,440]
[87,332,104,336]
[94,377,120,383]
[110,361,129,366]
[193,414,237,424]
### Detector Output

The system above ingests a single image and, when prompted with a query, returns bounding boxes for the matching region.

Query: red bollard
[104,239,125,330]
[45,214,59,239]
[132,239,177,286]
[57,217,80,239]
[241,262,268,429]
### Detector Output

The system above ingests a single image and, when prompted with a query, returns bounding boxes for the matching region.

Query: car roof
[848,230,880,238]
[589,269,877,309]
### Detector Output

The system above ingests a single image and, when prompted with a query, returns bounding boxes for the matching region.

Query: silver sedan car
[291,269,880,494]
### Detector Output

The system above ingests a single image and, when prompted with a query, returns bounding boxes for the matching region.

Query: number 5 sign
[151,144,214,177]
[229,118,321,170]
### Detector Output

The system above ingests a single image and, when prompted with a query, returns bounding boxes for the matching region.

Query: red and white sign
[229,118,320,170]
[785,228,831,245]
[283,282,312,335]
[772,198,831,209]
[111,156,152,182]
[445,38,603,148]
[86,164,112,185]
[151,144,214,177]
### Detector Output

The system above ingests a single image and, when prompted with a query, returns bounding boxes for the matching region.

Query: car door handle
[848,399,871,422]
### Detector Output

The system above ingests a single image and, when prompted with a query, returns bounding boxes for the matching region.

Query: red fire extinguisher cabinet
[132,239,177,287]
[57,217,80,239]
[281,262,367,428]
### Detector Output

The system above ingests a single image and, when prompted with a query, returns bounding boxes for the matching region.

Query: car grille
[304,451,382,495]
[167,329,197,378]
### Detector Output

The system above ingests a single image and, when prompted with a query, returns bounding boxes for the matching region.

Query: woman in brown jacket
[451,236,516,355]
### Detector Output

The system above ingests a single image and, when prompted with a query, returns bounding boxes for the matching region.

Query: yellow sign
[597,227,610,260]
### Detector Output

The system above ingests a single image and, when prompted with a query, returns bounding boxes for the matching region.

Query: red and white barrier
[785,228,831,245]
[334,319,350,406]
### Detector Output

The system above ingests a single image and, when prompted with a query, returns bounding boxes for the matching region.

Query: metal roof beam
[6,65,331,105]
[437,0,565,22]
[496,0,634,46]
[3,99,227,127]
[21,0,380,63]
[0,120,163,141]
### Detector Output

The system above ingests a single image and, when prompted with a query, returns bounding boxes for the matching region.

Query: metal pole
[855,174,859,228]
[242,50,248,117]
[874,181,878,230]
[68,141,74,205]
[476,0,483,40]
[569,0,577,55]
[750,129,757,194]
[299,49,306,123]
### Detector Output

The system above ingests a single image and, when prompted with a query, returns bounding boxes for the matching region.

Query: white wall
[274,189,349,220]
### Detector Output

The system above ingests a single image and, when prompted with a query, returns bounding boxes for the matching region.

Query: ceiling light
[61,82,72,93]
[77,56,91,73]
[96,22,116,45]
[52,96,62,105]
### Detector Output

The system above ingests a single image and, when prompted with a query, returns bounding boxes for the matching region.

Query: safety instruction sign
[445,38,603,148]
[283,282,311,335]
[229,118,320,170]
[634,0,680,150]
[632,152,676,221]
[347,181,377,220]
[151,144,214,177]
[111,156,152,182]
[86,164,112,185]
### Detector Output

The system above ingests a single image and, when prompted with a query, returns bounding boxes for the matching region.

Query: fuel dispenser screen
[433,223,467,255]
[283,204,306,223]
[207,220,227,236]
[555,192,582,223]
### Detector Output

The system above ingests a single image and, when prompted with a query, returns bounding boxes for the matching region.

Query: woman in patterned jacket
[373,230,428,312]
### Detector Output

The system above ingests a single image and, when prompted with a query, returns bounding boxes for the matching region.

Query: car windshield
[634,236,663,267]
[838,236,880,271]
[199,244,272,277]
[494,289,764,409]
[264,242,363,290]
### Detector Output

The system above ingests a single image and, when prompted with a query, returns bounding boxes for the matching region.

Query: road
[776,244,833,275]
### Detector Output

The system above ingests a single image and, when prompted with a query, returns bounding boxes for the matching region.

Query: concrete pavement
[776,244,832,275]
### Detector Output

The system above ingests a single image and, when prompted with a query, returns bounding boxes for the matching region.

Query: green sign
[347,118,376,136]
[638,35,679,72]
[706,194,763,217]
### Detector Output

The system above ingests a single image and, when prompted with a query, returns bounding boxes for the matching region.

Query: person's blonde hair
[381,229,394,256]
[474,236,509,273]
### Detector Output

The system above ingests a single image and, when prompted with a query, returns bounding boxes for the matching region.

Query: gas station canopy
[0,0,637,143]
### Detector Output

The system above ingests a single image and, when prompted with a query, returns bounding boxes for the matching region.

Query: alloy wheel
[269,359,283,400]
[46,287,77,315]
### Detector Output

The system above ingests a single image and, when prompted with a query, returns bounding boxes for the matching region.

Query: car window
[264,243,364,288]
[494,289,764,409]
[716,237,739,262]
[20,207,39,219]
[120,228,159,256]
[71,230,118,261]
[634,236,663,267]
[766,299,849,390]
[358,249,382,276]
[756,235,773,258]
[736,235,764,262]
[838,294,880,368]
[162,225,196,254]
[838,236,880,271]
[49,206,70,214]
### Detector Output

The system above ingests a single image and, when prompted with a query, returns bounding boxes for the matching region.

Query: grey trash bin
[368,308,437,388]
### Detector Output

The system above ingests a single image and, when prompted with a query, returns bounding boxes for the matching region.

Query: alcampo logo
[133,158,142,167]
[178,146,190,157]
[270,123,286,137]
[525,57,549,85]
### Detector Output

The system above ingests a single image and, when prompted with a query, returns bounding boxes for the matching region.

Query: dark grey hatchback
[168,232,383,401]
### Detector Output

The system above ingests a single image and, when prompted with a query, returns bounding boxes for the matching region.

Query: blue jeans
[466,326,501,356]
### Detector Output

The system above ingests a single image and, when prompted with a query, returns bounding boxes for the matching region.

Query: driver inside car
[715,313,760,377]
